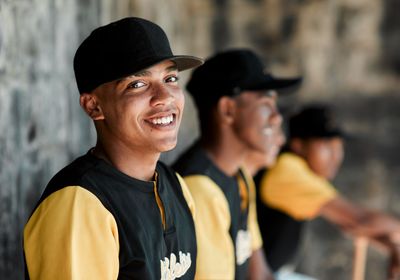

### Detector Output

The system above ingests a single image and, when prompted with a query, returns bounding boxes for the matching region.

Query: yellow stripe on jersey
[240,168,263,251]
[260,153,338,220]
[24,186,119,280]
[183,175,235,280]
[237,174,249,211]
[153,172,166,230]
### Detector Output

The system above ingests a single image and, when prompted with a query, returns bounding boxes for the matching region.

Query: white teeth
[151,115,174,125]
[263,127,273,136]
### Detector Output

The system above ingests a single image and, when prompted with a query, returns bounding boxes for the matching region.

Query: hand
[387,244,400,280]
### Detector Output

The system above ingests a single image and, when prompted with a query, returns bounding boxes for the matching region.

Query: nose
[150,83,175,107]
[334,141,344,166]
[276,128,286,147]
[270,109,283,127]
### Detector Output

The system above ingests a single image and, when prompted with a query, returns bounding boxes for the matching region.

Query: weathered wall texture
[0,0,399,279]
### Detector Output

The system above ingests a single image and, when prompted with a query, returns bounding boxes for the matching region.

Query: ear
[216,96,236,124]
[79,93,104,120]
[289,138,306,155]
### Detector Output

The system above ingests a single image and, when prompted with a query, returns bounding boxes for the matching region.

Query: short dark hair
[289,104,346,139]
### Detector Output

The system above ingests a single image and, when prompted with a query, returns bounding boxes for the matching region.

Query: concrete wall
[0,0,399,279]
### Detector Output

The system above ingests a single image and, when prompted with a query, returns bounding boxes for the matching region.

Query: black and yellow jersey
[255,152,338,271]
[173,143,262,280]
[254,168,304,271]
[24,150,196,280]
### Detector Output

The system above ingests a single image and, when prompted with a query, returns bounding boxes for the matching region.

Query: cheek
[235,105,267,141]
[174,89,185,111]
[259,106,273,120]
[314,148,339,178]
[248,112,266,139]
[307,147,330,176]
[317,147,332,162]
[118,97,150,127]
[248,108,270,133]
[102,100,125,123]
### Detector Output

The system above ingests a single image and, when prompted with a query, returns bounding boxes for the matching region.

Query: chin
[328,171,339,180]
[156,138,178,153]
[265,158,277,168]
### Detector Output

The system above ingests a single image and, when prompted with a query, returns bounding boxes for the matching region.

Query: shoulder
[181,175,229,213]
[172,143,212,176]
[24,185,119,280]
[156,161,183,191]
[183,174,222,194]
[25,186,116,238]
[37,153,100,207]
[275,152,306,170]
[156,160,176,177]
[266,152,313,182]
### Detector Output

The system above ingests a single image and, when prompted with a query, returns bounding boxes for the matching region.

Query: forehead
[236,89,278,104]
[306,137,343,147]
[110,60,177,86]
[243,89,276,97]
[92,60,178,94]
[121,60,178,80]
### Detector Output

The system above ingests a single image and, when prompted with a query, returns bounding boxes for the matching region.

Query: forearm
[247,249,275,280]
[321,196,400,238]
[349,211,400,238]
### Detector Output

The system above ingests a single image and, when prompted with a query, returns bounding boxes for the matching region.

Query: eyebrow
[264,90,277,99]
[135,64,178,76]
[116,65,178,85]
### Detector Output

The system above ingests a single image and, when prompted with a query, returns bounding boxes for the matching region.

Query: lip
[147,109,177,118]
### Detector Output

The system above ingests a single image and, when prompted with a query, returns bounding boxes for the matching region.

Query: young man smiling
[173,49,301,279]
[23,17,203,279]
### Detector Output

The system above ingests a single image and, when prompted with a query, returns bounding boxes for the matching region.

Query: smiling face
[232,90,283,154]
[81,60,184,155]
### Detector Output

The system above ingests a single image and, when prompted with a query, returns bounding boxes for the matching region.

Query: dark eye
[127,80,146,89]
[165,75,179,83]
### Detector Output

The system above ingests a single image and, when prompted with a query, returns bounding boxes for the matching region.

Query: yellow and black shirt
[24,151,196,280]
[173,143,262,280]
[255,152,337,271]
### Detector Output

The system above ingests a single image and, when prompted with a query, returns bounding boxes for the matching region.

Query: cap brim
[172,55,204,71]
[323,129,346,138]
[250,76,303,91]
[335,129,352,140]
[293,129,349,140]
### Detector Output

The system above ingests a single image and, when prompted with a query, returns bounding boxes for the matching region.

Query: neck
[243,162,260,177]
[201,129,246,177]
[93,139,159,181]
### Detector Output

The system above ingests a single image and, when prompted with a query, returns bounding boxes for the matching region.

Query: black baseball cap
[289,105,346,139]
[186,49,302,107]
[74,17,203,94]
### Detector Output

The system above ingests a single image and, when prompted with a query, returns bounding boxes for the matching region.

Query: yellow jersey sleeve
[260,153,338,220]
[24,186,119,280]
[241,168,263,251]
[183,175,235,279]
[176,172,196,220]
